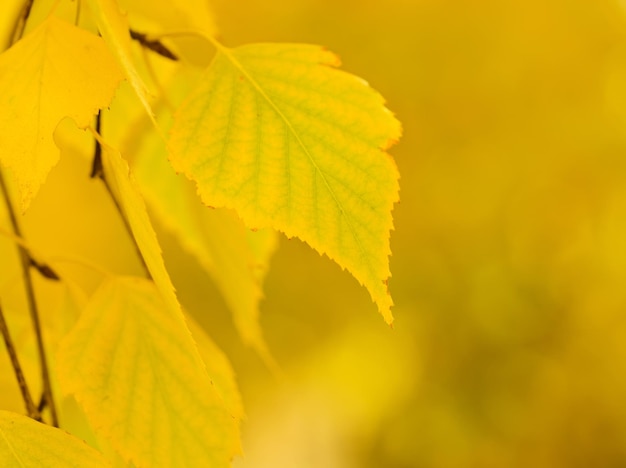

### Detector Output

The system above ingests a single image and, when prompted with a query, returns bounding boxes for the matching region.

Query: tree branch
[0,172,58,427]
[0,303,41,421]
[10,0,34,46]
[129,29,178,61]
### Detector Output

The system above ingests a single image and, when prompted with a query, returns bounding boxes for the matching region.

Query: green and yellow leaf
[0,15,123,211]
[169,43,401,323]
[57,277,240,468]
[0,410,109,467]
[128,69,278,362]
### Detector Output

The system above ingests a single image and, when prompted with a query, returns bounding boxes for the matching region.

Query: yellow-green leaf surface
[57,277,240,468]
[0,15,123,211]
[169,43,401,323]
[86,0,154,120]
[130,84,278,362]
[0,410,109,467]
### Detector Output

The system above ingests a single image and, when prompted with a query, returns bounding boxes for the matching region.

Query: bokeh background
[3,0,626,466]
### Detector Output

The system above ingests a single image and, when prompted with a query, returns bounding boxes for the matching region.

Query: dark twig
[130,29,178,61]
[37,393,46,413]
[0,303,41,421]
[90,112,104,179]
[29,258,60,281]
[0,172,59,427]
[10,0,34,46]
[0,0,59,427]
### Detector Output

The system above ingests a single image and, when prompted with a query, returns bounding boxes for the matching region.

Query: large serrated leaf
[57,277,240,468]
[169,43,401,323]
[0,15,123,211]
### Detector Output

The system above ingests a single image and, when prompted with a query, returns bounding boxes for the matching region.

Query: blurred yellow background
[4,0,626,466]
[204,0,626,466]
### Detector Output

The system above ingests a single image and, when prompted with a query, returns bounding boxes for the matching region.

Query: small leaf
[169,43,401,323]
[57,277,240,468]
[86,0,154,120]
[136,135,279,362]
[129,69,278,362]
[0,15,123,211]
[99,140,180,319]
[0,410,109,467]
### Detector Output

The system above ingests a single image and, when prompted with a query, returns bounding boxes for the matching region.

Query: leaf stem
[10,0,34,46]
[0,226,61,280]
[0,303,41,421]
[130,29,178,61]
[90,115,151,279]
[0,172,59,427]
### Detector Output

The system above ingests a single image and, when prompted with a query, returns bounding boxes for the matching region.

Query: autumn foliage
[0,0,400,466]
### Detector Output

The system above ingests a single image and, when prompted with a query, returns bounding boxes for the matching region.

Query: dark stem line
[10,0,34,46]
[129,29,178,61]
[0,304,41,421]
[91,113,151,279]
[0,172,58,427]
[1,0,58,427]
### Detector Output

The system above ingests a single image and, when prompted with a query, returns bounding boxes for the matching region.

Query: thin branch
[0,303,41,421]
[0,226,60,280]
[90,115,151,278]
[129,29,178,61]
[74,0,82,27]
[0,172,59,427]
[29,258,60,281]
[90,112,104,179]
[10,0,34,46]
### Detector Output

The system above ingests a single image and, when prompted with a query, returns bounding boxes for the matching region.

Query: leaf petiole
[9,0,34,46]
[0,303,41,421]
[0,171,59,427]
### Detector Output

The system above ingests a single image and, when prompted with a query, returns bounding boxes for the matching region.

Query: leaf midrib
[214,44,372,277]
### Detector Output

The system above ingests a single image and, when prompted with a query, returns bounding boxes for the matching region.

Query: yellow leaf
[137,143,279,362]
[57,277,240,468]
[128,69,279,363]
[85,0,154,121]
[0,410,109,467]
[185,314,245,420]
[0,15,123,211]
[169,43,401,323]
[98,139,179,319]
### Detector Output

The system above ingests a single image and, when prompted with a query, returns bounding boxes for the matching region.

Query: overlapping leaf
[169,43,401,323]
[57,277,240,468]
[0,410,109,467]
[128,76,278,362]
[0,15,123,211]
[86,0,154,120]
[98,139,180,317]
